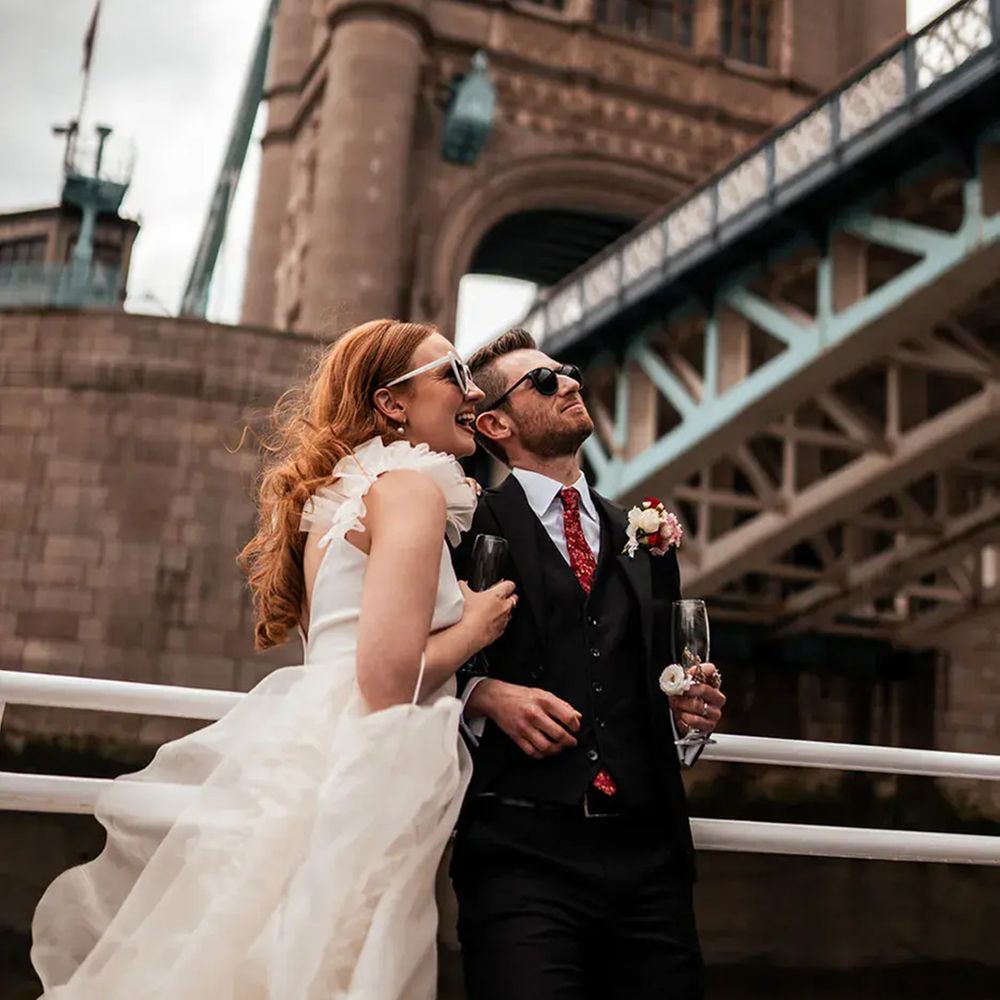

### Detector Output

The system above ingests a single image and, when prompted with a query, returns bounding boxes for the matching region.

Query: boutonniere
[658,662,723,697]
[658,663,693,696]
[623,496,683,558]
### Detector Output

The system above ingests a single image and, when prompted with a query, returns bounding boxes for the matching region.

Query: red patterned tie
[559,487,596,593]
[559,487,617,798]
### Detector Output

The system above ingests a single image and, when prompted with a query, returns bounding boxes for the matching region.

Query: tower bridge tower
[242,0,905,336]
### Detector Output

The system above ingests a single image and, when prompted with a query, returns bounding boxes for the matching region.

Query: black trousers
[453,799,703,1000]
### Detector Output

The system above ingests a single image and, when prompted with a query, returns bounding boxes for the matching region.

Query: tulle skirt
[31,660,471,999]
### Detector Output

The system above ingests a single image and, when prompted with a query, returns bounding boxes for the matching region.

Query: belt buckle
[582,794,618,819]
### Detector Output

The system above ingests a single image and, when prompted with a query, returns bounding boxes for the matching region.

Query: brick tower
[241,0,905,337]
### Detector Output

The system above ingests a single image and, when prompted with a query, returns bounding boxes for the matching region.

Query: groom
[450,328,725,1000]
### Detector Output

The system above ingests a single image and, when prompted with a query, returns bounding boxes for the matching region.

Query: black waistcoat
[488,509,662,809]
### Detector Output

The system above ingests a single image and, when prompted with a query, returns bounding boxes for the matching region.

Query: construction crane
[179,0,279,318]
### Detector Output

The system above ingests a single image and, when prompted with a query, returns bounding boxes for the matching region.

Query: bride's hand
[458,580,517,651]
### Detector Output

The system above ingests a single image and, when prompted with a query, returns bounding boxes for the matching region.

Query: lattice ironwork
[838,55,906,142]
[915,0,992,89]
[717,150,768,223]
[773,108,832,186]
[545,283,583,330]
[522,0,1000,352]
[666,190,714,255]
[575,151,1000,645]
[582,252,621,310]
[621,225,664,286]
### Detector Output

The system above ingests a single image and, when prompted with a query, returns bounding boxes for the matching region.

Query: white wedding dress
[31,437,476,999]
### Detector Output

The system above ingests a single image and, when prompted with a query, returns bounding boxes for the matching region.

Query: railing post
[829,94,841,160]
[765,142,776,205]
[710,182,720,244]
[903,31,918,101]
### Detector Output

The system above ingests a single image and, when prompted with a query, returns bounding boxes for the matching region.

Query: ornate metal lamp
[441,51,496,166]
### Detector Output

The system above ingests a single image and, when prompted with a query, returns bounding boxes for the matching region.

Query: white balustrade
[2,669,998,864]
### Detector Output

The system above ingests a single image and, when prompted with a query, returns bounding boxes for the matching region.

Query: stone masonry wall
[2,306,999,1000]
[934,608,1000,817]
[0,308,319,747]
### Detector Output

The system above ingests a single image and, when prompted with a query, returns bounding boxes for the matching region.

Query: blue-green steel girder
[632,345,697,418]
[532,0,1000,358]
[583,132,1000,501]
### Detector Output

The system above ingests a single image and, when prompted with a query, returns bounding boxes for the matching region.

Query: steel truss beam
[517,0,1000,643]
[583,166,1000,496]
[570,133,1000,644]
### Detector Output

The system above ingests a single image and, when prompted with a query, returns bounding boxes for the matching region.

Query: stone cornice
[261,0,809,146]
[266,34,330,99]
[430,42,785,137]
[324,0,433,44]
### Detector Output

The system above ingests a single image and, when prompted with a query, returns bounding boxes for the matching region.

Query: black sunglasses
[485,364,584,410]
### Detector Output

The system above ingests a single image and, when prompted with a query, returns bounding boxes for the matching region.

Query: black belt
[475,790,623,820]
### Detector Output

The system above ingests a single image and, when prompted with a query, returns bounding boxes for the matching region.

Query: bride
[30,319,516,998]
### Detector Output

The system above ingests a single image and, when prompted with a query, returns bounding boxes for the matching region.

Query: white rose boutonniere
[623,496,683,558]
[658,664,693,696]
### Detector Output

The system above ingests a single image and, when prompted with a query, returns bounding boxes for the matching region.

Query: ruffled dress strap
[300,436,476,549]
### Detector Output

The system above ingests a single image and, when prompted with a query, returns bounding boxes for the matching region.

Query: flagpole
[76,0,102,160]
[76,66,92,137]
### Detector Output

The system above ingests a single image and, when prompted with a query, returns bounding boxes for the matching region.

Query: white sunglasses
[382,351,474,395]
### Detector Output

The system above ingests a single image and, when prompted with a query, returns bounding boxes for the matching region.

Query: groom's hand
[466,679,582,759]
[669,663,726,737]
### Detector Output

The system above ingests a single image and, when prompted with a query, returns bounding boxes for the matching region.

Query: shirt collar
[511,467,599,523]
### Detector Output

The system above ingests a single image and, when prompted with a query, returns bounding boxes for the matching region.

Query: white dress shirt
[510,467,602,566]
[460,468,691,763]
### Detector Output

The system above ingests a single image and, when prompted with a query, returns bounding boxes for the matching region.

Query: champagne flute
[469,534,508,592]
[466,534,509,676]
[671,599,714,751]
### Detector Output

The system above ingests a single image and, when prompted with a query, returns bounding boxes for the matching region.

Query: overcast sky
[1,0,951,351]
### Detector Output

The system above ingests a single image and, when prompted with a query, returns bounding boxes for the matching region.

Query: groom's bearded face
[498,350,594,459]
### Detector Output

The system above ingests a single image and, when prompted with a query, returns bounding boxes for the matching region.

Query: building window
[720,0,771,67]
[596,0,695,47]
[0,237,47,266]
[65,237,122,269]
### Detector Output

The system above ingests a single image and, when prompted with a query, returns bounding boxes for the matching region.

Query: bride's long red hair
[238,318,437,650]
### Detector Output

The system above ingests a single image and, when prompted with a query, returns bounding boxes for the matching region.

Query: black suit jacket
[451,473,694,872]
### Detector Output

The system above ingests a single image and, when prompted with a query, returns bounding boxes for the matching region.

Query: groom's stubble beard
[515,402,594,460]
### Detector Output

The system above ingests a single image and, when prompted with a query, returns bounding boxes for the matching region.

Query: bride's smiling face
[375,333,484,458]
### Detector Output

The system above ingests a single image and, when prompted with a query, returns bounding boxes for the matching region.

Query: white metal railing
[700,734,1000,781]
[0,669,242,720]
[1,670,999,864]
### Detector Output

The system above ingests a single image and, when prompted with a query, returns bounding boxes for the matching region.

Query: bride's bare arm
[356,469,447,710]
[421,580,516,697]
[356,470,517,709]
